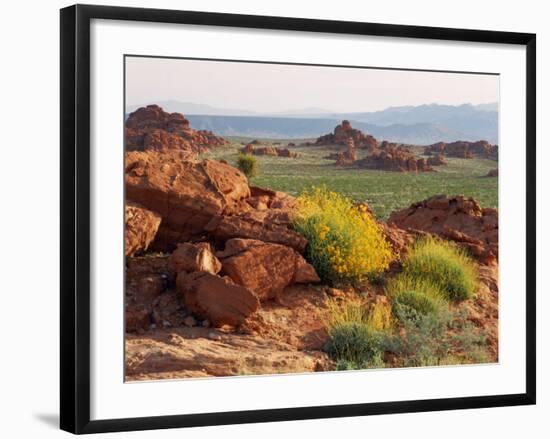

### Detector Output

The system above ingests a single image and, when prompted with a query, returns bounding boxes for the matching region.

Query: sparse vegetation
[366,300,394,332]
[385,275,446,316]
[325,321,385,369]
[203,140,498,220]
[402,237,478,302]
[387,306,489,367]
[324,299,386,369]
[236,153,258,179]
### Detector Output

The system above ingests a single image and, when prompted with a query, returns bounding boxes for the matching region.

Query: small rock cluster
[241,143,298,158]
[357,143,433,172]
[424,140,498,160]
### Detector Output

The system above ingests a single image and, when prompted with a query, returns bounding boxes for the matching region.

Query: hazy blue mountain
[186,115,481,145]
[126,100,258,116]
[127,102,498,144]
[322,104,497,142]
[186,115,338,139]
[475,102,499,112]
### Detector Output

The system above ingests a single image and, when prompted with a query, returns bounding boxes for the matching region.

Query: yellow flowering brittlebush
[293,187,395,284]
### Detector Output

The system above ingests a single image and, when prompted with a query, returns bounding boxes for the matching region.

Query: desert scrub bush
[387,306,489,367]
[402,237,478,302]
[236,154,258,179]
[325,321,385,369]
[367,300,394,332]
[324,299,390,370]
[293,187,395,285]
[385,274,446,317]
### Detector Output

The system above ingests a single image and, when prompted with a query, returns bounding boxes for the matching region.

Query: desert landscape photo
[124,57,499,381]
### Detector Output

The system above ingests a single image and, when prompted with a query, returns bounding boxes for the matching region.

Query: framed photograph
[60,4,536,434]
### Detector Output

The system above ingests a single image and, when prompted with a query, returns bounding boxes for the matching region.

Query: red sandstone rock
[125,104,226,153]
[241,144,298,158]
[334,138,357,166]
[316,120,378,149]
[168,242,222,275]
[125,151,250,249]
[125,201,162,256]
[205,213,307,254]
[125,255,173,332]
[356,144,433,172]
[216,239,319,301]
[177,271,259,327]
[293,254,322,284]
[378,223,416,258]
[424,140,497,159]
[388,195,498,265]
[427,154,448,166]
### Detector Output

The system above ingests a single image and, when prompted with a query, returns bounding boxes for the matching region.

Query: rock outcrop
[205,211,307,253]
[357,144,433,172]
[125,255,186,332]
[168,242,221,275]
[216,238,320,302]
[427,154,448,166]
[125,104,226,153]
[316,120,378,149]
[177,271,260,327]
[335,138,357,166]
[388,195,498,265]
[125,150,251,249]
[241,144,298,158]
[125,201,161,256]
[424,140,497,159]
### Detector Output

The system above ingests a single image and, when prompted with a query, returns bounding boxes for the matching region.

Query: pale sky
[125,56,499,113]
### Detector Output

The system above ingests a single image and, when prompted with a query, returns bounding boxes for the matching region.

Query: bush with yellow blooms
[293,187,395,284]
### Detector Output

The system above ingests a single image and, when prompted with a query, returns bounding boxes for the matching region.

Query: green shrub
[324,298,388,369]
[236,154,258,179]
[325,322,385,369]
[388,306,489,367]
[402,237,478,301]
[385,275,446,316]
[293,187,395,285]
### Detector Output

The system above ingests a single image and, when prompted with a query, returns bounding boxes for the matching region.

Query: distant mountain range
[126,101,498,145]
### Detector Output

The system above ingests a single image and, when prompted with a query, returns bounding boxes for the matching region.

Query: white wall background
[0,0,546,437]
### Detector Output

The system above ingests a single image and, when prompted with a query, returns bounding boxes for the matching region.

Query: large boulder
[125,201,161,256]
[216,239,320,302]
[176,271,259,327]
[168,242,221,274]
[125,151,251,249]
[388,195,498,265]
[205,212,307,254]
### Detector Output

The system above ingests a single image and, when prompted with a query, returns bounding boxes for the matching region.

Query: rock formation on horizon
[424,140,498,160]
[125,104,227,154]
[316,120,379,150]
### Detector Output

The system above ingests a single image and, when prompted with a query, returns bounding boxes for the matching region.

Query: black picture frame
[60,4,536,434]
